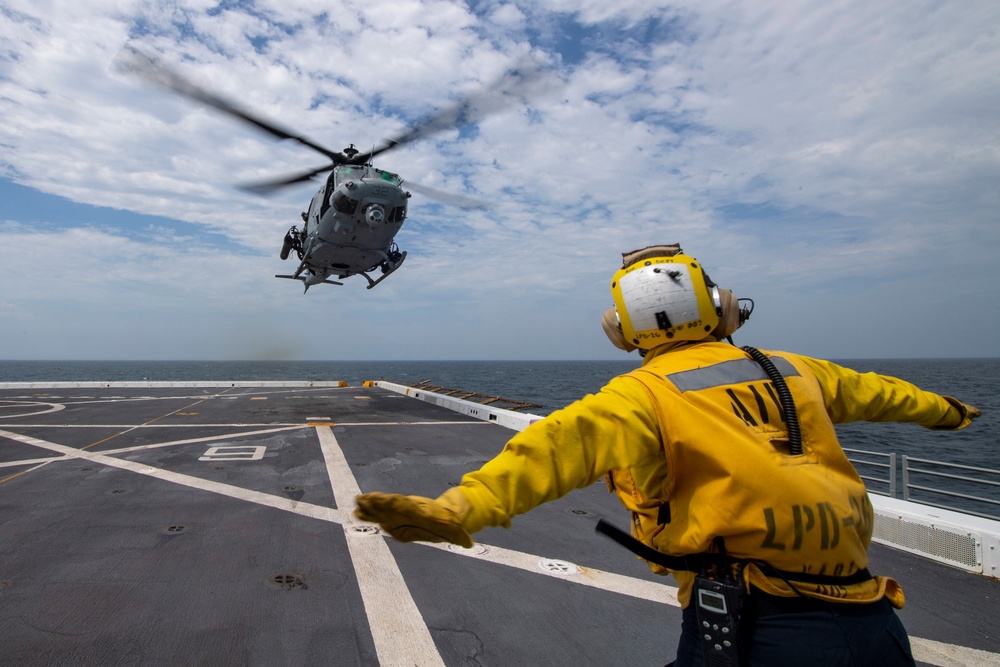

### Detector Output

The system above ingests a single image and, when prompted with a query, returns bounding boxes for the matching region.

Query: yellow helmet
[603,245,737,352]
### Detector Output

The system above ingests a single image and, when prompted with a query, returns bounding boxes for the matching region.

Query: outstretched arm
[355,376,662,545]
[796,356,980,429]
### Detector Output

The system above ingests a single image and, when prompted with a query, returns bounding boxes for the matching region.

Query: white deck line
[424,541,680,607]
[0,428,347,525]
[1,387,996,666]
[0,423,687,606]
[315,425,446,667]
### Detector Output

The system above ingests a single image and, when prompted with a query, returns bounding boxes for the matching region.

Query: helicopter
[277,149,411,291]
[115,46,552,292]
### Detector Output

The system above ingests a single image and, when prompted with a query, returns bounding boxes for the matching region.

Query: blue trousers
[670,596,915,667]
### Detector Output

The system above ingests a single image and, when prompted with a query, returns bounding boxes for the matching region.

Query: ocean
[1,357,997,517]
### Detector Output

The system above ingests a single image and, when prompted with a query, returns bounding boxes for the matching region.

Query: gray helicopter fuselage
[122,46,548,293]
[300,164,408,278]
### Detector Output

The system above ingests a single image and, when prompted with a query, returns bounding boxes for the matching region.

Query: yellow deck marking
[81,392,227,450]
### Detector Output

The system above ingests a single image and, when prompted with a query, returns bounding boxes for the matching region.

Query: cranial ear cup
[605,288,740,346]
[712,288,742,339]
[602,286,742,350]
[606,244,745,350]
[602,307,636,352]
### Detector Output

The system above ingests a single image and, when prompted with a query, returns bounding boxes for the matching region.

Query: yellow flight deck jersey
[453,340,973,608]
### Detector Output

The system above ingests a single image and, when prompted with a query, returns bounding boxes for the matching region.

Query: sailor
[355,244,981,667]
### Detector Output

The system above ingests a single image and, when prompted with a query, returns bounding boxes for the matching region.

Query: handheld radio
[692,572,746,667]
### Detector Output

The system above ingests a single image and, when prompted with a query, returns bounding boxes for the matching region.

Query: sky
[1,0,998,361]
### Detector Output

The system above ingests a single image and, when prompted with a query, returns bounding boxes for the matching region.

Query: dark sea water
[1,357,997,516]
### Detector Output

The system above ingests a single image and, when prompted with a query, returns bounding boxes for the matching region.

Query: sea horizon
[2,357,996,517]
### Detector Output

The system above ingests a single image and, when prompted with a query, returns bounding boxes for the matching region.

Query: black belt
[752,591,888,618]
[755,563,874,587]
[595,519,875,587]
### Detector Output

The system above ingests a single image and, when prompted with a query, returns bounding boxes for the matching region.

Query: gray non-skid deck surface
[0,386,997,666]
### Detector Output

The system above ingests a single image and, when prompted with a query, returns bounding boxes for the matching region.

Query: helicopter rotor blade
[114,46,346,165]
[237,165,335,195]
[354,58,561,164]
[116,46,560,195]
[403,180,494,210]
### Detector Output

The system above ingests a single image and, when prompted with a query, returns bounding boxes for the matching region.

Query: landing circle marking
[0,400,65,419]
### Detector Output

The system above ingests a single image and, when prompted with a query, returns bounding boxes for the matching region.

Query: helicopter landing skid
[363,251,407,290]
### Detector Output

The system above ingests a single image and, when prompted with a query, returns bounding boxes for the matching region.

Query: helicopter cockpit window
[376,169,403,186]
[333,165,365,188]
[388,205,407,223]
[333,193,359,214]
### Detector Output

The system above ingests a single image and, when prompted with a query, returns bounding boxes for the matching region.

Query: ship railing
[843,448,896,498]
[901,455,1000,521]
[845,448,1000,578]
[845,448,999,521]
[407,380,543,412]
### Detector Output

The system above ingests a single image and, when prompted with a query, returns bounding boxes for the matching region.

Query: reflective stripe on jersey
[666,357,799,393]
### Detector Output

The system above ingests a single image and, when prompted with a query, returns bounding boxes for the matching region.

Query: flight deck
[0,383,997,666]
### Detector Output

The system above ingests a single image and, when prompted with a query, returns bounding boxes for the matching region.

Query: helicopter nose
[366,205,385,224]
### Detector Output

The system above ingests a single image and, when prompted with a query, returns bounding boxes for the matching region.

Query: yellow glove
[354,487,474,548]
[940,397,982,429]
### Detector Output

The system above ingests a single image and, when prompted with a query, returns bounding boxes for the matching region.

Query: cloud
[1,0,997,360]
